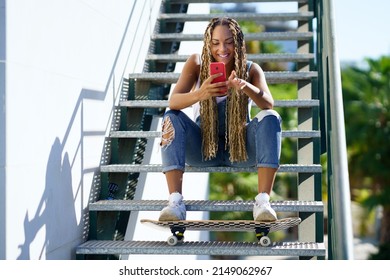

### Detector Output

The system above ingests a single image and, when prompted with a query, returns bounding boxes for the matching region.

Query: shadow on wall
[17,87,107,259]
[17,139,80,259]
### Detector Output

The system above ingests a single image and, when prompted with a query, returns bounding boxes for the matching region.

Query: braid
[199,17,249,162]
[226,18,249,162]
[199,18,218,160]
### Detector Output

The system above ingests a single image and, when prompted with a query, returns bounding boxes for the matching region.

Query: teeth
[219,54,228,58]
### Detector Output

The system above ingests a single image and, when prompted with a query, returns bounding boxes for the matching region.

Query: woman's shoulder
[187,53,201,66]
[183,54,201,76]
[247,61,265,83]
[248,61,264,74]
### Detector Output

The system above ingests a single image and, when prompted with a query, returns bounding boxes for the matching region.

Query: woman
[159,17,282,222]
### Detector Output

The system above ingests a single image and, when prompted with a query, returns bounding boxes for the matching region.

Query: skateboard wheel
[259,236,271,247]
[167,235,178,246]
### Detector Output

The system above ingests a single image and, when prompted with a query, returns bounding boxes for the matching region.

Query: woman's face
[210,25,235,67]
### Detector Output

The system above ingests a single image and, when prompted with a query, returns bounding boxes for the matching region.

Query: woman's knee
[161,110,180,148]
[161,110,189,148]
[161,116,174,148]
[253,109,281,123]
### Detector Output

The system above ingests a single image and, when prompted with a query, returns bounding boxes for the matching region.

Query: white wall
[0,0,161,259]
[0,0,6,261]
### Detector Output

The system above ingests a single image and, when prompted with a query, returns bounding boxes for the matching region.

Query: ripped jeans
[160,102,282,173]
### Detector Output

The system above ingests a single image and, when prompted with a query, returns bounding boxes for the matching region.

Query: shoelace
[169,200,182,207]
[255,201,270,208]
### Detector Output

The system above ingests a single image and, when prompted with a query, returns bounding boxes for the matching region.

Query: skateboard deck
[141,217,301,246]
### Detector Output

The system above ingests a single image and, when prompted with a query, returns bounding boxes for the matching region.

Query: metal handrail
[316,0,354,259]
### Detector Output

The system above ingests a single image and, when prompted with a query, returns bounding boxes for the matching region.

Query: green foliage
[342,56,390,207]
[342,55,390,245]
[369,242,390,260]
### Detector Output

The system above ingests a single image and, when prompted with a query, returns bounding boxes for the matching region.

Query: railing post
[322,0,354,259]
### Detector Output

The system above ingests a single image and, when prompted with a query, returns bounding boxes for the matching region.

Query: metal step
[159,12,313,22]
[152,32,313,42]
[128,71,317,84]
[76,240,326,257]
[147,53,315,63]
[100,164,322,173]
[119,99,320,109]
[170,0,309,4]
[89,199,323,212]
[110,130,320,139]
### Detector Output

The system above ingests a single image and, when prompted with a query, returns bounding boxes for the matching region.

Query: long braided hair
[200,17,249,162]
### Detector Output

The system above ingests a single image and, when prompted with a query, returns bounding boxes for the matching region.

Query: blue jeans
[160,101,282,172]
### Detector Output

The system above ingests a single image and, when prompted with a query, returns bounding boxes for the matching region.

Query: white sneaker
[253,192,277,222]
[159,192,186,221]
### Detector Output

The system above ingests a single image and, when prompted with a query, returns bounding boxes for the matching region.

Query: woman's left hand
[228,70,247,91]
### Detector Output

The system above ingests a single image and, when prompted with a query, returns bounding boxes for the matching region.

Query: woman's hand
[196,73,228,101]
[228,70,247,91]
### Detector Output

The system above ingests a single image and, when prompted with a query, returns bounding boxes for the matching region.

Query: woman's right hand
[196,73,228,101]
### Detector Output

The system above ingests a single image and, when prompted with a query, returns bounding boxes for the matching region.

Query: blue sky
[257,0,390,62]
[334,0,390,62]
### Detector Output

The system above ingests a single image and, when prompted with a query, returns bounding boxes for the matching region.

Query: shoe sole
[254,210,277,222]
[159,212,183,221]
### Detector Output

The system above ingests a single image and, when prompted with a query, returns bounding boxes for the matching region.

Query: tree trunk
[380,205,390,244]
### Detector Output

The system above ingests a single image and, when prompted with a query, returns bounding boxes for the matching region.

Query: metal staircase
[76,0,328,259]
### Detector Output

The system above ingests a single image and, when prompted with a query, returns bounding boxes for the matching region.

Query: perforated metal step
[88,199,324,212]
[147,53,315,63]
[152,32,313,42]
[100,163,322,173]
[109,130,320,139]
[128,71,317,84]
[169,0,309,3]
[119,99,320,109]
[159,12,313,22]
[76,240,326,257]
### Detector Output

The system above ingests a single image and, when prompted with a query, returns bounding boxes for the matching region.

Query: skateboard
[141,217,301,246]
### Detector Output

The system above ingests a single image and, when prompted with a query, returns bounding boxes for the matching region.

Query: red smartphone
[210,62,226,83]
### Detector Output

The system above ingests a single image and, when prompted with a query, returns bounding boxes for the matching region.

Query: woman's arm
[228,62,274,110]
